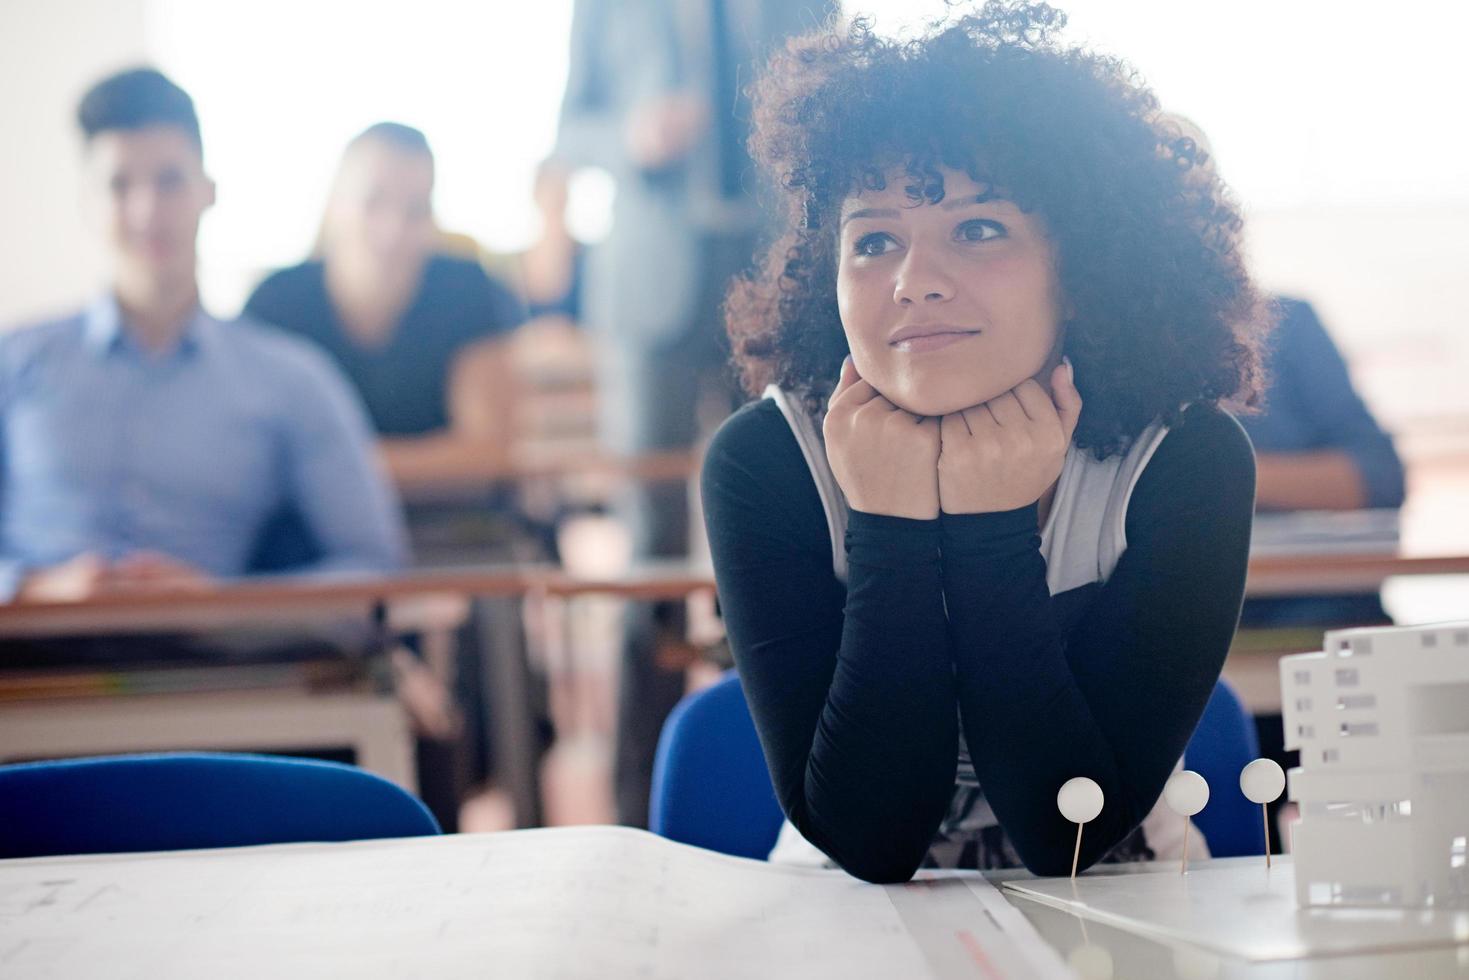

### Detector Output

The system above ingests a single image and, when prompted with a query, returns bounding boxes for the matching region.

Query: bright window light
[848,0,1469,210]
[146,0,575,311]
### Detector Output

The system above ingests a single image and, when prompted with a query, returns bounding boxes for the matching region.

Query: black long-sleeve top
[701,398,1256,883]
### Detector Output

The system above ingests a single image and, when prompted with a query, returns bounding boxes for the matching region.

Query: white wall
[0,0,149,326]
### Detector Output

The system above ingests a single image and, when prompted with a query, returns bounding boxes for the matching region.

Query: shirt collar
[83,294,215,358]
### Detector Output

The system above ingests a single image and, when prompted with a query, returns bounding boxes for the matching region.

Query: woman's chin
[888,385,1014,419]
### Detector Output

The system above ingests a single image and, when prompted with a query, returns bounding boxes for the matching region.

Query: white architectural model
[1281,621,1469,909]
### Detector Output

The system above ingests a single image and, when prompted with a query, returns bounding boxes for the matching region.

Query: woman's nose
[892,249,955,306]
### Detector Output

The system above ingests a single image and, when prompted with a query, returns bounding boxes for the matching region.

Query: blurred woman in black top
[245,123,524,478]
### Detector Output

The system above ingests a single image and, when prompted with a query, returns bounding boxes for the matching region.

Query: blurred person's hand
[18,550,215,602]
[105,551,214,593]
[624,93,707,170]
[17,553,112,602]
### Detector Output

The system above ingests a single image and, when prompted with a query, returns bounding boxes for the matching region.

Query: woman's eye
[957,219,1005,242]
[853,232,896,257]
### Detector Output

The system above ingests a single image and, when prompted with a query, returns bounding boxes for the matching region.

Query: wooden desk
[1231,543,1469,712]
[1,829,1462,978]
[0,563,718,828]
[2,549,1462,805]
[1244,551,1469,597]
[0,690,416,788]
[1,542,1449,636]
[0,562,714,637]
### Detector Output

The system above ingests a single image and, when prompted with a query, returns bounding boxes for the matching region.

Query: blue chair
[650,671,1264,860]
[650,672,784,859]
[0,752,440,859]
[1183,679,1266,857]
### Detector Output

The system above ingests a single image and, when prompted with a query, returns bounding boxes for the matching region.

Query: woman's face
[326,141,436,273]
[835,167,1065,417]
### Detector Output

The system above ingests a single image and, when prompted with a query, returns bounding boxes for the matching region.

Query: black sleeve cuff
[846,510,942,568]
[940,504,1039,558]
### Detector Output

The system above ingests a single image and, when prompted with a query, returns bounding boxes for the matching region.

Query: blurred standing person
[555,0,836,827]
[521,158,585,325]
[245,123,525,485]
[512,158,592,443]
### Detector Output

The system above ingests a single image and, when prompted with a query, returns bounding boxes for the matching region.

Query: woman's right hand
[822,357,941,520]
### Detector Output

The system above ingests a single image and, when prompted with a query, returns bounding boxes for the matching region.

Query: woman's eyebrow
[940,193,1007,211]
[840,194,1008,226]
[839,207,901,227]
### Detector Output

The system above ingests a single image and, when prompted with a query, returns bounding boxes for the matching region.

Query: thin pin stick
[1240,759,1285,870]
[1163,770,1208,876]
[1071,822,1083,879]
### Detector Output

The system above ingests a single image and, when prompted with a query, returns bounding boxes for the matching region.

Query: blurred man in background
[0,67,405,619]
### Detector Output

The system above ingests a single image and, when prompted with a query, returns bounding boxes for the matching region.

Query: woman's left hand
[937,360,1083,514]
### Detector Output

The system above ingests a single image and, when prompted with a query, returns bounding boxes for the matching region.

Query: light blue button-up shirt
[0,297,410,598]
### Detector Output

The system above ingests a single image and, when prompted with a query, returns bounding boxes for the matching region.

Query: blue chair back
[1184,679,1265,857]
[0,752,440,859]
[650,672,784,859]
[652,672,1265,861]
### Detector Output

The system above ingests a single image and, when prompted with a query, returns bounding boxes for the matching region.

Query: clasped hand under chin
[822,357,1083,521]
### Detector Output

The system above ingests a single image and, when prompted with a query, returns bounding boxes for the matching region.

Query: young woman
[702,3,1269,883]
[244,123,524,480]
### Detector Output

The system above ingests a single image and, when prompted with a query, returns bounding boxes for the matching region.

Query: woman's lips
[889,330,980,353]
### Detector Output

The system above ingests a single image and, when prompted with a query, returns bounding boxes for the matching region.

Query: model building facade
[1281,621,1469,909]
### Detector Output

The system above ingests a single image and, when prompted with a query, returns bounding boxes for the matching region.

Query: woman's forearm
[941,408,1255,875]
[703,407,961,882]
[939,506,1143,875]
[1254,450,1366,511]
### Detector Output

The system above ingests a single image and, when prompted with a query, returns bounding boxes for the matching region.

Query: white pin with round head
[1240,758,1285,804]
[1057,776,1104,823]
[1057,777,1104,878]
[1163,770,1209,873]
[1240,758,1286,868]
[1164,770,1210,816]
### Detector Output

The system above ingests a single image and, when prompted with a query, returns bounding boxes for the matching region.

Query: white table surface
[2,827,1465,979]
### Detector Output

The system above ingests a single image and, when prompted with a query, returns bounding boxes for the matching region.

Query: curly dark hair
[726,1,1269,457]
